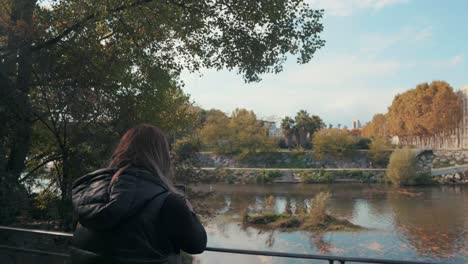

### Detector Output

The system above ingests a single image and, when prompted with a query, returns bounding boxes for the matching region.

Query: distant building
[352,119,362,129]
[262,120,282,137]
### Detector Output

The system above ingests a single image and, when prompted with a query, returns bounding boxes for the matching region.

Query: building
[352,119,362,129]
[262,120,282,137]
[402,85,468,149]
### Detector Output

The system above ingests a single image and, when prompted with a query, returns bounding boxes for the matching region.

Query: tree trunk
[0,0,37,225]
[5,0,36,178]
[286,134,293,150]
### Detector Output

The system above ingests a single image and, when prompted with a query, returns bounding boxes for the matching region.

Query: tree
[362,114,388,139]
[199,110,233,152]
[230,108,270,153]
[199,108,271,153]
[312,129,356,160]
[387,81,462,141]
[386,148,418,186]
[368,136,392,167]
[281,116,296,149]
[0,0,325,224]
[280,111,325,150]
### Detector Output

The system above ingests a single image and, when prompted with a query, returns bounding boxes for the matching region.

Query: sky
[181,0,468,127]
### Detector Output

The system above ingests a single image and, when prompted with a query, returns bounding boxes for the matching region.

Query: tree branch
[31,0,158,52]
[19,154,62,183]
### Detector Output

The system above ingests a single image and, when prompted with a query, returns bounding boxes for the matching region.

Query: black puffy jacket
[70,166,207,264]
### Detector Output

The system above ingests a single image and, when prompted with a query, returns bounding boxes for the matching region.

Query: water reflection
[193,183,468,264]
[388,186,467,258]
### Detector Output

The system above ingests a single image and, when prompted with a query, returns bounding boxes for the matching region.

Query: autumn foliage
[363,81,462,141]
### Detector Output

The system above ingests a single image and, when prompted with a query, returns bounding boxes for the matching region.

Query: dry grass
[306,192,331,226]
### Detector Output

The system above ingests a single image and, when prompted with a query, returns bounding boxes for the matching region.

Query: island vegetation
[243,192,363,232]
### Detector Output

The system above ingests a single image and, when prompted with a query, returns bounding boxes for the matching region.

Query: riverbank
[195,167,468,185]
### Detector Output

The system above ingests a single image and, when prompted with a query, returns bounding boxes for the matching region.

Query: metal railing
[0,225,439,264]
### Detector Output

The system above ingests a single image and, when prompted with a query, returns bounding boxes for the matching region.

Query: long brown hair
[108,124,175,192]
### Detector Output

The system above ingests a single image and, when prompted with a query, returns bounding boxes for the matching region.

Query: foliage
[173,137,200,162]
[362,114,388,138]
[354,137,371,150]
[281,111,325,149]
[312,129,357,160]
[230,109,272,153]
[256,170,282,184]
[387,81,462,138]
[299,169,335,183]
[243,192,362,232]
[386,148,429,186]
[0,0,325,226]
[368,137,393,167]
[306,192,331,226]
[199,108,272,154]
[30,189,60,221]
[244,213,289,225]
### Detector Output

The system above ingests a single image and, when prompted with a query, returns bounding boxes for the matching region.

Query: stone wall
[432,150,468,168]
[433,171,468,184]
[196,168,386,184]
[196,151,379,169]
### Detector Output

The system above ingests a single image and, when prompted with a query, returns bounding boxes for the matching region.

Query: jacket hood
[72,167,168,231]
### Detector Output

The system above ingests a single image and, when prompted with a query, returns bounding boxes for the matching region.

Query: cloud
[427,54,465,68]
[307,0,408,16]
[360,25,433,55]
[181,52,404,125]
[449,54,464,66]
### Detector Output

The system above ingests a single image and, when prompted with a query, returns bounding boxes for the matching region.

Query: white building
[352,119,362,129]
[262,121,282,137]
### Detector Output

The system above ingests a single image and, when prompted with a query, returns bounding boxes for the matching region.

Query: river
[191,183,467,264]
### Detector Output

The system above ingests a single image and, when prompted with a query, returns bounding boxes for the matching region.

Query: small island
[243,192,364,232]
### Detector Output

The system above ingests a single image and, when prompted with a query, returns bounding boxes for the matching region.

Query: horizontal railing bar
[0,245,69,258]
[0,225,72,237]
[205,247,436,264]
[0,226,438,264]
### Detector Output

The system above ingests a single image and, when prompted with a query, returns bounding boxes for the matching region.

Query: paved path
[431,164,468,176]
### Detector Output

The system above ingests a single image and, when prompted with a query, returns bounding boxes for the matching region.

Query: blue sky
[181,0,468,127]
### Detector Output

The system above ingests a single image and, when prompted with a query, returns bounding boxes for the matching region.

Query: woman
[71,124,207,264]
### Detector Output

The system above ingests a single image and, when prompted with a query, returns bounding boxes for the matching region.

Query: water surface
[191,184,468,264]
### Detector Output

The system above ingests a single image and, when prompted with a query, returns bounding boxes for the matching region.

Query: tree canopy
[281,110,325,149]
[387,81,462,138]
[312,128,356,160]
[199,108,271,153]
[363,81,462,140]
[0,0,325,225]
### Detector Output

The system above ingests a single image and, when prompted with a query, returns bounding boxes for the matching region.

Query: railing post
[328,260,334,264]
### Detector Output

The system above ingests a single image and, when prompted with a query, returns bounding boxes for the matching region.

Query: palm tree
[295,110,310,148]
[281,116,295,150]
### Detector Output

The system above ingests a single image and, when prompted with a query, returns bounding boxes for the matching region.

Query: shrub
[355,137,371,149]
[312,129,356,160]
[369,137,392,167]
[244,213,289,224]
[386,148,427,186]
[299,169,335,183]
[278,137,288,149]
[173,136,200,161]
[307,192,331,225]
[267,170,282,178]
[255,170,283,184]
